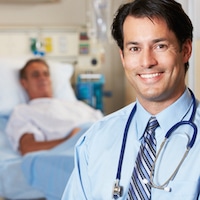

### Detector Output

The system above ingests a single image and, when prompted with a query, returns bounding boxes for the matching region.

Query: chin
[141,90,163,101]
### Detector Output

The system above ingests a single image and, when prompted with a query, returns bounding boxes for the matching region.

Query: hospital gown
[6,98,103,151]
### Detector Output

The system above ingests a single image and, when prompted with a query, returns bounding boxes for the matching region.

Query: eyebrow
[152,38,168,43]
[125,38,168,46]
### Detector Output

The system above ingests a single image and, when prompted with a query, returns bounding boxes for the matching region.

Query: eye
[130,46,140,52]
[155,43,168,51]
[44,71,50,77]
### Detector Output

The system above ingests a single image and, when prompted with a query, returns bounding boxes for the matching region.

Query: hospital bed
[0,57,92,200]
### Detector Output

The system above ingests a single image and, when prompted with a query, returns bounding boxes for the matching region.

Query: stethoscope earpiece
[164,187,171,192]
[142,178,149,184]
[143,178,171,192]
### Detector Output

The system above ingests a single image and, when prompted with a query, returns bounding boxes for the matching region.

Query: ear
[20,79,28,90]
[182,39,192,63]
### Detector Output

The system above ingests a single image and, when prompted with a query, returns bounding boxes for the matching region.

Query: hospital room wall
[194,41,200,99]
[0,0,130,114]
[0,1,198,114]
[0,0,86,26]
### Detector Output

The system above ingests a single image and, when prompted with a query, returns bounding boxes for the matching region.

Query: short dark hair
[20,58,49,79]
[111,0,193,71]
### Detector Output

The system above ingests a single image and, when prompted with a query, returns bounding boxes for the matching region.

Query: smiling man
[120,15,190,115]
[61,0,200,200]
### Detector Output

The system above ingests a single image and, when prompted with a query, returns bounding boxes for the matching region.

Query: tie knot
[146,116,159,133]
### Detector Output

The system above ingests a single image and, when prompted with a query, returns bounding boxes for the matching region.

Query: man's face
[120,16,192,111]
[21,62,52,100]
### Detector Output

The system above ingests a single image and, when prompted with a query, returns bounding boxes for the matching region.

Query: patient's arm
[19,128,80,155]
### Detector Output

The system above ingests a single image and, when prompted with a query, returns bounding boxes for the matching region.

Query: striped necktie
[127,117,159,200]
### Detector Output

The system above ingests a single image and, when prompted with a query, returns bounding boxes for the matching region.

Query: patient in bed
[6,58,103,155]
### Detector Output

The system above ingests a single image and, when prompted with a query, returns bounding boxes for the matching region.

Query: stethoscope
[112,88,198,199]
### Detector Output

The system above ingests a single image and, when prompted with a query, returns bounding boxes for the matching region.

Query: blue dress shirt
[62,88,200,200]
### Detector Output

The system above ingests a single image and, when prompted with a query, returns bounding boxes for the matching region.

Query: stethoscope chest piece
[113,179,123,199]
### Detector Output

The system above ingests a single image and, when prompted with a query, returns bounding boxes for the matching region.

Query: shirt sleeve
[61,134,92,200]
[5,106,44,151]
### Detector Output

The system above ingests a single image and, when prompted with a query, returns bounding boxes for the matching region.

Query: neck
[137,90,186,115]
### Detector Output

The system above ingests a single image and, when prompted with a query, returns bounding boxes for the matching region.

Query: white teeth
[140,73,160,79]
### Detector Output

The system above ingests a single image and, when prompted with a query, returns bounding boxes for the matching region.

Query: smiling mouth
[140,73,161,79]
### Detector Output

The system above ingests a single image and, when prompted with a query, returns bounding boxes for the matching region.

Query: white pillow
[0,57,76,116]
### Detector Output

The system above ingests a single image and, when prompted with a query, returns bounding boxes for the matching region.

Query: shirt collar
[135,88,193,140]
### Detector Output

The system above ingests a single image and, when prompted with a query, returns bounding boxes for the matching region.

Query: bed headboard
[0,57,77,117]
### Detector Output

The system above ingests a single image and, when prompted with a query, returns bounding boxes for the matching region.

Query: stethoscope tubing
[116,104,136,180]
[114,88,198,192]
[165,120,197,148]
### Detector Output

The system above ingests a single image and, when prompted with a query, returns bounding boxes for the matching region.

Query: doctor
[62,0,200,199]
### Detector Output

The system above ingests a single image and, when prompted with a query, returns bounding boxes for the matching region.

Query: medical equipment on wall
[75,32,103,77]
[75,1,112,81]
[112,89,198,199]
[0,27,80,63]
[74,31,105,102]
[76,74,105,112]
[86,0,111,42]
[30,38,45,56]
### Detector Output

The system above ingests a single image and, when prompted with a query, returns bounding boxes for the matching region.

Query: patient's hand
[19,128,80,155]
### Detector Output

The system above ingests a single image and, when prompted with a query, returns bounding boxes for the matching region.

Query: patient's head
[20,58,53,100]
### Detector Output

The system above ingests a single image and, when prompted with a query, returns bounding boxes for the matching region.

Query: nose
[140,48,157,68]
[38,75,49,84]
